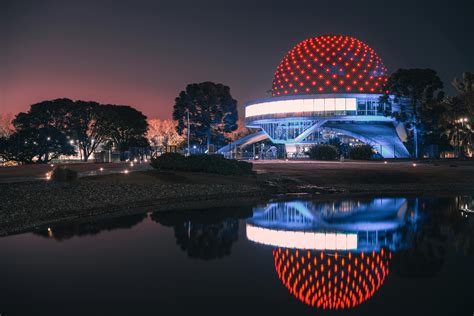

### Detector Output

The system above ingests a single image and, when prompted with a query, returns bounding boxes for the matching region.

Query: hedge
[306,144,339,160]
[348,144,374,160]
[150,153,253,175]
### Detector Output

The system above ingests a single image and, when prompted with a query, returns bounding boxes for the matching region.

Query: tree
[0,113,14,138]
[439,73,474,156]
[147,119,185,148]
[0,127,75,164]
[1,100,77,163]
[67,101,112,162]
[172,82,238,148]
[14,99,115,162]
[103,105,149,160]
[382,69,444,158]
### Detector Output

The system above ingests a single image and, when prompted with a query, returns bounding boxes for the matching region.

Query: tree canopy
[172,82,238,147]
[382,68,444,158]
[0,99,149,164]
[103,105,149,159]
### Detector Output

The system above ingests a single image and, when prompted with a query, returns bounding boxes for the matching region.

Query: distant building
[220,35,410,158]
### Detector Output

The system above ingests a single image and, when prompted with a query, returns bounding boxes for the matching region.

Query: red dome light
[272,35,388,96]
[273,248,391,310]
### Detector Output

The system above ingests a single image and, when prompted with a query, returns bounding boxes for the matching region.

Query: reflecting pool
[0,196,473,315]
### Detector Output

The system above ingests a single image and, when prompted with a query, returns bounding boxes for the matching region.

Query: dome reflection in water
[246,198,418,310]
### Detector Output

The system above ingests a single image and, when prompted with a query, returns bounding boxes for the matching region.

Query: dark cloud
[1,0,473,118]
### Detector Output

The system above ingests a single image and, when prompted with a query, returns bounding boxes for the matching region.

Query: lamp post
[186,109,191,156]
[457,117,469,157]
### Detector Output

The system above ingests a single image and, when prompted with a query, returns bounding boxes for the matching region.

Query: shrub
[50,166,78,182]
[150,153,253,175]
[348,144,374,160]
[149,152,186,171]
[306,144,338,160]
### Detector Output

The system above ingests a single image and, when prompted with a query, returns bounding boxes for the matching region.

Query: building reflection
[246,198,418,310]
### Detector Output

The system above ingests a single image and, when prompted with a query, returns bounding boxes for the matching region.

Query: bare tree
[147,119,185,148]
[0,113,14,137]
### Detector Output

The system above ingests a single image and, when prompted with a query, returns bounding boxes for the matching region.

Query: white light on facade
[246,224,358,250]
[245,97,357,118]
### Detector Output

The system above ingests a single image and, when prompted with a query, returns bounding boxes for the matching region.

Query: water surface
[1,196,473,315]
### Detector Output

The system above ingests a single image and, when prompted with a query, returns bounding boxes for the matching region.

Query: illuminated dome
[272,35,388,96]
[273,248,391,310]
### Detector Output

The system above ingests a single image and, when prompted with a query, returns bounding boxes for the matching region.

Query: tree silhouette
[151,207,252,260]
[1,124,74,164]
[382,69,444,158]
[103,105,149,160]
[172,82,238,147]
[34,213,147,241]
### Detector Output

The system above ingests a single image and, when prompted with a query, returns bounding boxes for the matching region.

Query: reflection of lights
[124,169,129,174]
[130,162,134,167]
[47,227,53,237]
[273,248,391,309]
[246,225,357,250]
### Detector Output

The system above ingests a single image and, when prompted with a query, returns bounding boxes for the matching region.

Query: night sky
[1,0,473,119]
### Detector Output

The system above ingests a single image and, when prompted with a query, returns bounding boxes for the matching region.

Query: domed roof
[273,248,391,309]
[272,35,388,96]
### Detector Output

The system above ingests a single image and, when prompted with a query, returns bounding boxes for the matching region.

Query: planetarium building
[220,35,410,158]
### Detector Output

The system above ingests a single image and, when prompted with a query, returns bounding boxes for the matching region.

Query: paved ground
[252,159,474,194]
[2,158,474,195]
[0,161,152,183]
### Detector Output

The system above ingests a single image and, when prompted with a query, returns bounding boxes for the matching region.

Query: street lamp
[456,117,469,157]
[186,109,191,156]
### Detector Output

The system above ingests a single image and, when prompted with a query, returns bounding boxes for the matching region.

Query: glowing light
[384,161,387,164]
[246,224,357,250]
[245,97,357,118]
[99,167,104,172]
[412,163,417,167]
[123,169,129,174]
[273,248,391,310]
[272,35,387,96]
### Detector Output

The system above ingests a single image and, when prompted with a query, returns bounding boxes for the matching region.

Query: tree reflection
[151,207,252,260]
[34,213,147,241]
[393,197,474,278]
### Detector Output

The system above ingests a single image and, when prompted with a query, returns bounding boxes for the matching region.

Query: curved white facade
[241,93,410,158]
[245,97,357,118]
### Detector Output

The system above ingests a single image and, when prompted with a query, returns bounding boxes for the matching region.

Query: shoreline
[2,161,474,236]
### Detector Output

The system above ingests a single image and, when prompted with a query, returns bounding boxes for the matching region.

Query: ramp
[217,130,269,154]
